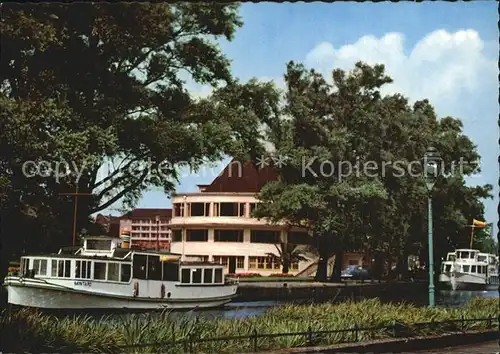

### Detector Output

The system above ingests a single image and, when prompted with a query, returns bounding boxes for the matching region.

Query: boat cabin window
[192,268,202,284]
[446,254,456,261]
[471,265,476,273]
[133,255,148,279]
[75,260,92,279]
[181,268,190,283]
[462,265,470,273]
[107,263,120,281]
[147,256,162,281]
[54,260,71,278]
[21,258,29,273]
[444,264,451,272]
[204,268,213,283]
[214,268,223,283]
[31,259,47,276]
[133,254,167,280]
[478,255,487,262]
[489,256,497,265]
[121,264,131,282]
[87,239,112,250]
[162,262,179,281]
[94,262,107,280]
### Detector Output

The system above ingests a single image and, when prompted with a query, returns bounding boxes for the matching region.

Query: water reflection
[31,289,499,321]
[117,290,499,321]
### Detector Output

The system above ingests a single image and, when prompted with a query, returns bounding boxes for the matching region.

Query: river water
[181,290,499,320]
[2,289,497,320]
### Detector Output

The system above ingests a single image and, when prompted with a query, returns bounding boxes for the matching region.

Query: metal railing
[117,314,499,353]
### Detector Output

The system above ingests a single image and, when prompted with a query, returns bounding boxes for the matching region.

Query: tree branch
[91,165,149,214]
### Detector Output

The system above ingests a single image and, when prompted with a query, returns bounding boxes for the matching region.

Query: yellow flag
[472,219,486,228]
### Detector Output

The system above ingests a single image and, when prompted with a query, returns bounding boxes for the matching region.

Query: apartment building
[169,160,316,275]
[119,208,172,250]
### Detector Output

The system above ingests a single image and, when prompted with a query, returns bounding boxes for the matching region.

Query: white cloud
[305,29,499,236]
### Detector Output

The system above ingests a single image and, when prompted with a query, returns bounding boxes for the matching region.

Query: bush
[268,273,295,277]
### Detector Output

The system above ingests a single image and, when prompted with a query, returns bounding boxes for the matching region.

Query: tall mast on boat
[60,185,92,247]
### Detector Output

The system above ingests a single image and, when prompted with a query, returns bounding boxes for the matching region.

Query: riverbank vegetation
[1,297,497,353]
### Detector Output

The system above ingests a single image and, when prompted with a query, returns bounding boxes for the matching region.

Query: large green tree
[0,3,273,280]
[253,61,492,282]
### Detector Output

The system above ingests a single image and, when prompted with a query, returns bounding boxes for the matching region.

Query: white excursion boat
[3,235,239,310]
[439,249,499,291]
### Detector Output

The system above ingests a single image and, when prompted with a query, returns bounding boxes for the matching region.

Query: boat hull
[5,278,238,310]
[439,272,499,291]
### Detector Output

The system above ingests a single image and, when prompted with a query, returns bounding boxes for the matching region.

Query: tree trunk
[330,249,343,282]
[315,250,329,282]
[282,260,290,274]
[396,249,409,280]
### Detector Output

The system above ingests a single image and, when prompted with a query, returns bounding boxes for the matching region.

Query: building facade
[119,208,172,250]
[169,160,315,275]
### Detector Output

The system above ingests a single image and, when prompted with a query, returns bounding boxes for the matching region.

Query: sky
[101,2,499,239]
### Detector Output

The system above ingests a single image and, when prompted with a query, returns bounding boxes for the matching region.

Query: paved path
[401,340,499,353]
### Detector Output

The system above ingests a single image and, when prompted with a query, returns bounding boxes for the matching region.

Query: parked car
[341,265,370,280]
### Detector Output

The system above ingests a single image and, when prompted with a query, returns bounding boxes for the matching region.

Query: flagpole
[469,225,475,249]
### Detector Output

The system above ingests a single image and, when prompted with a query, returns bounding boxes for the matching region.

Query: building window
[214,229,244,242]
[132,233,139,237]
[213,256,229,268]
[213,256,244,269]
[173,203,185,217]
[288,232,311,245]
[189,202,210,217]
[173,230,182,242]
[249,256,280,270]
[186,230,208,242]
[250,230,280,244]
[214,202,245,217]
[249,203,257,217]
[132,226,139,231]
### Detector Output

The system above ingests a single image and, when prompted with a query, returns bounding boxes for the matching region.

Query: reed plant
[0,297,497,353]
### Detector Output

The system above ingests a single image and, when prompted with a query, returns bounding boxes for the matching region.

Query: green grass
[0,297,497,353]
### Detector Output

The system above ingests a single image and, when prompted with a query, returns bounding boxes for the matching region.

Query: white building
[169,160,315,275]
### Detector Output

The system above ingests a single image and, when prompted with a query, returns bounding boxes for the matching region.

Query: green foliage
[251,60,492,280]
[1,298,497,353]
[0,4,277,271]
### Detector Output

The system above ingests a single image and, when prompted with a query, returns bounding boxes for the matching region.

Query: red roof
[203,159,279,193]
[121,208,172,219]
